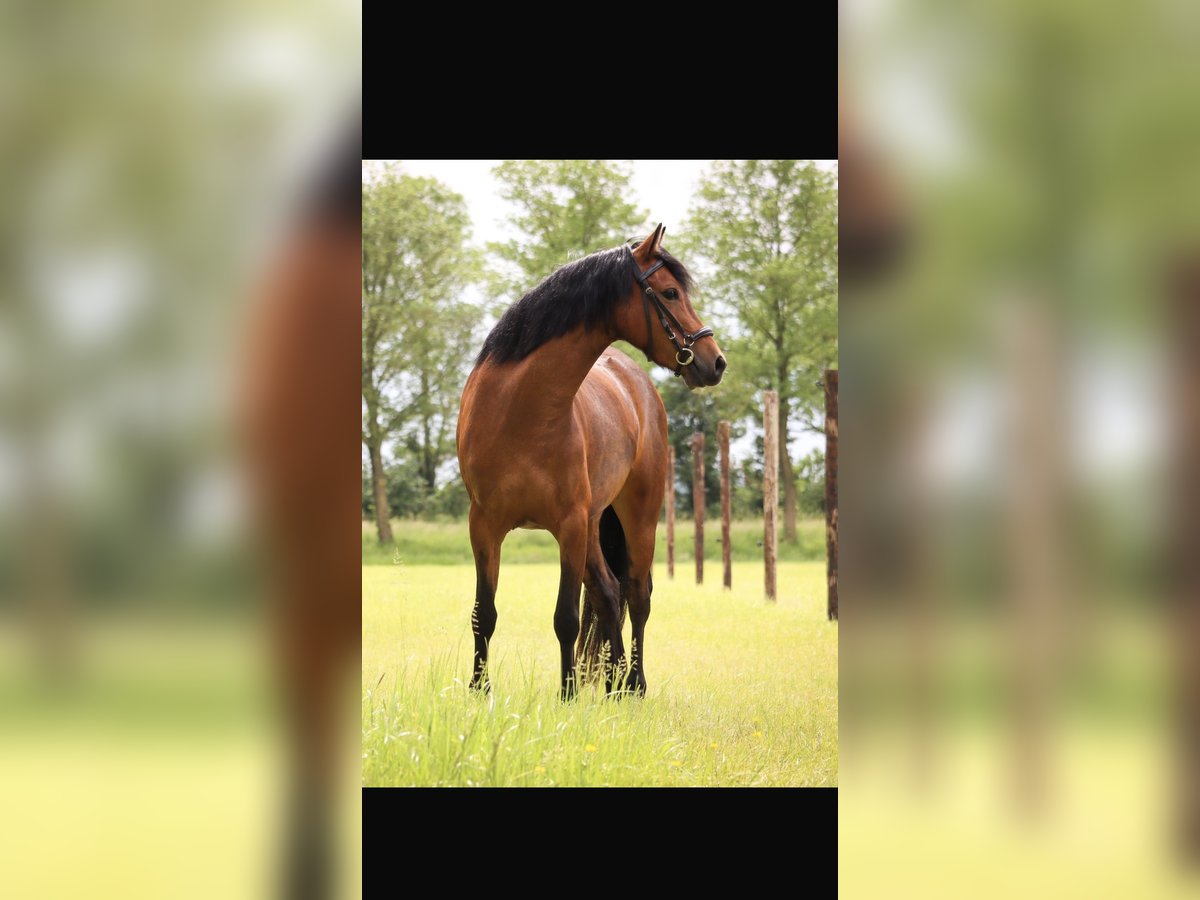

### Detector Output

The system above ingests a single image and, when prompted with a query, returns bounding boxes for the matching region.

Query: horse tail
[577,506,629,682]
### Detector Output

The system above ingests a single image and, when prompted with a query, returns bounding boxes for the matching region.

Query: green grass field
[362,558,837,787]
[362,516,827,566]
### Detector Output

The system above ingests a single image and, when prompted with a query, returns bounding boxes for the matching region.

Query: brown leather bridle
[630,248,715,377]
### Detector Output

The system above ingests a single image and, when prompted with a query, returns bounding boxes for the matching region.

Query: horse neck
[508,326,616,418]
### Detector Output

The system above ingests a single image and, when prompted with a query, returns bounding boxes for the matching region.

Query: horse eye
[664,289,679,300]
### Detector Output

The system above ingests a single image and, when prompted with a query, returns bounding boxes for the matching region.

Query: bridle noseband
[631,249,715,377]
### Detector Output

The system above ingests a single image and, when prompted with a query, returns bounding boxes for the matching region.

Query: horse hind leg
[577,582,621,688]
[577,507,629,693]
[626,571,650,696]
[468,508,501,691]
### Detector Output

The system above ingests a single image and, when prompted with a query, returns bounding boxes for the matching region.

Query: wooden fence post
[825,370,838,620]
[693,432,704,585]
[764,391,778,602]
[666,445,675,579]
[719,421,731,589]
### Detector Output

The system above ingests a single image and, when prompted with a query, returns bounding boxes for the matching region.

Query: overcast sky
[368,159,836,248]
[397,159,717,246]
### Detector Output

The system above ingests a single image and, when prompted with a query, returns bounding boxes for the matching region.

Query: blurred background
[840,0,1200,895]
[0,2,359,898]
[20,0,1200,882]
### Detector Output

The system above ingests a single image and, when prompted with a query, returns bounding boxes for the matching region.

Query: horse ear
[634,223,666,260]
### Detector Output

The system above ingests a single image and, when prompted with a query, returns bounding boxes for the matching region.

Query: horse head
[626,223,726,389]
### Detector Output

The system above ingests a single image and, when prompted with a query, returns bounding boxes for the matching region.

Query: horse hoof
[605,674,645,698]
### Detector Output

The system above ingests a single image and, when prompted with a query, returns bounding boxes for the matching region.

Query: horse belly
[580,354,668,516]
[576,390,641,513]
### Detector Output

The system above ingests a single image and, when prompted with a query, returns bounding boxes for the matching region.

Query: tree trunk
[1171,257,1200,857]
[666,446,675,579]
[367,438,393,544]
[824,370,838,620]
[718,421,732,590]
[421,415,436,492]
[693,432,705,585]
[779,396,798,543]
[419,369,437,492]
[763,392,779,602]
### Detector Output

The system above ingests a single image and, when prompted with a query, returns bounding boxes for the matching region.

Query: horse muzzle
[681,350,727,388]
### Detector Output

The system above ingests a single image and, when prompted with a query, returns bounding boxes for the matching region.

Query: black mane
[476,244,695,365]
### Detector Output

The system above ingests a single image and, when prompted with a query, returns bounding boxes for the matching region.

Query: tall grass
[362,561,837,786]
[362,517,827,566]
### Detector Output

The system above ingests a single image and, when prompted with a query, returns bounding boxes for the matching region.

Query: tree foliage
[487,160,646,308]
[658,371,754,516]
[361,163,478,541]
[681,160,837,539]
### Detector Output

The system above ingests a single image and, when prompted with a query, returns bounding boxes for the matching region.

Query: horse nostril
[714,355,727,375]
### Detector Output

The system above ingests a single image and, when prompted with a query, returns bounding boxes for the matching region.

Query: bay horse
[457,224,725,699]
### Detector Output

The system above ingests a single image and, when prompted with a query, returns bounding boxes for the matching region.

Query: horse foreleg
[469,508,501,692]
[554,512,587,701]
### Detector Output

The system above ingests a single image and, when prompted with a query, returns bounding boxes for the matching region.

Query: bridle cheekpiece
[630,248,715,377]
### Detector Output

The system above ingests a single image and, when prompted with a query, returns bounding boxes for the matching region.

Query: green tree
[793,448,827,516]
[394,279,480,495]
[362,164,477,543]
[488,160,646,309]
[682,160,837,542]
[658,372,755,516]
